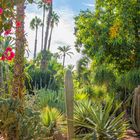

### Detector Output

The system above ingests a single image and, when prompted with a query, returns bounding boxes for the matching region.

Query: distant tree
[48,11,59,50]
[58,46,74,67]
[30,16,42,59]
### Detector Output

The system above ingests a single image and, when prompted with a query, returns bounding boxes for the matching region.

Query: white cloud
[25,6,81,66]
[82,3,95,8]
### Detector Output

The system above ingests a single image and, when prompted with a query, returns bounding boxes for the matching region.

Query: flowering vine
[0,0,16,62]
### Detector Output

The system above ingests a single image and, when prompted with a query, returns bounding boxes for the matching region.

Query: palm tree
[30,16,42,59]
[12,0,33,99]
[12,0,26,99]
[57,46,74,67]
[38,1,49,51]
[47,11,59,50]
[41,0,52,71]
[44,1,53,50]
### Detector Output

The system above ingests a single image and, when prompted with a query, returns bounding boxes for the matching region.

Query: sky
[25,0,95,66]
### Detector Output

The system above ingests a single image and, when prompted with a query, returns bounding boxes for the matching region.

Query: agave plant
[74,99,129,140]
[40,106,64,136]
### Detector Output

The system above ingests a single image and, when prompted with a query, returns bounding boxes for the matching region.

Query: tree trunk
[0,62,4,95]
[63,54,65,67]
[47,25,53,51]
[40,3,52,71]
[34,27,38,59]
[12,0,25,100]
[41,5,45,51]
[44,4,52,50]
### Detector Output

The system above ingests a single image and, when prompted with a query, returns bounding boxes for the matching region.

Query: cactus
[64,70,74,140]
[131,85,140,134]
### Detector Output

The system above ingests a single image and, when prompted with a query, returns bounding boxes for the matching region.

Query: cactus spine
[131,85,140,133]
[64,70,74,140]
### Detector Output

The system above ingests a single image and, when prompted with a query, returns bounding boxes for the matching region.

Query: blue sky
[25,0,95,66]
[53,0,95,13]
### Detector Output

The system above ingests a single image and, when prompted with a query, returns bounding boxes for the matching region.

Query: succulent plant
[131,85,140,134]
[64,70,74,139]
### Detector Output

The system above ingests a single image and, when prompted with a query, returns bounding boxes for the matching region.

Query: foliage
[74,99,129,140]
[93,64,116,88]
[75,0,140,72]
[40,106,64,136]
[25,53,64,92]
[36,89,65,112]
[0,98,49,140]
[0,0,14,33]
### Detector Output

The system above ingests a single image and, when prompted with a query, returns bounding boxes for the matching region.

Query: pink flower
[16,21,22,28]
[0,8,3,15]
[4,29,11,36]
[6,47,12,52]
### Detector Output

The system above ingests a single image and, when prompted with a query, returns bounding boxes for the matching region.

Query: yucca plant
[74,99,129,140]
[40,106,64,136]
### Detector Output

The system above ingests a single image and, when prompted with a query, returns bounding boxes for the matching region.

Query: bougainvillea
[0,47,15,61]
[0,0,15,61]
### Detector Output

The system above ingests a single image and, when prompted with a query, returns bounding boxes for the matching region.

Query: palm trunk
[44,4,52,50]
[41,5,45,51]
[12,0,25,100]
[0,35,3,95]
[0,62,3,95]
[41,3,52,71]
[63,54,65,67]
[47,25,53,51]
[34,27,38,59]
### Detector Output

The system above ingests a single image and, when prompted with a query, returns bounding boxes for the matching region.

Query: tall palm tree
[44,1,52,51]
[12,0,26,99]
[30,16,42,59]
[38,1,49,51]
[47,11,59,50]
[57,46,74,67]
[12,0,33,99]
[41,0,53,71]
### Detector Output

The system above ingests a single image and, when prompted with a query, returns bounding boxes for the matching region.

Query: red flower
[0,47,15,61]
[16,21,22,28]
[0,8,3,15]
[4,29,11,36]
[0,55,5,61]
[6,47,12,52]
[43,0,52,4]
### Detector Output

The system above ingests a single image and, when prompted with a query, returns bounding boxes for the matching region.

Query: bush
[0,98,49,140]
[74,99,129,140]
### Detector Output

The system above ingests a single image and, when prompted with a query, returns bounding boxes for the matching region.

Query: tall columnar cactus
[64,70,74,140]
[131,85,140,134]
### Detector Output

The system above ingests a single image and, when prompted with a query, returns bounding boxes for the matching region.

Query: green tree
[75,0,140,72]
[48,11,59,51]
[57,46,74,67]
[30,16,42,59]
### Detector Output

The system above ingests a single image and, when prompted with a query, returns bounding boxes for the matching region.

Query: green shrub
[74,99,129,140]
[37,89,65,112]
[0,98,49,140]
[94,65,116,88]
